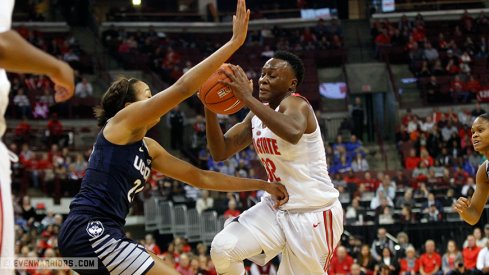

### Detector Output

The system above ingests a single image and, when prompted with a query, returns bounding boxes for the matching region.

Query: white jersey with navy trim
[251,99,339,211]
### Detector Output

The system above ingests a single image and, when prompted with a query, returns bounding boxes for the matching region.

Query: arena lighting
[132,0,141,6]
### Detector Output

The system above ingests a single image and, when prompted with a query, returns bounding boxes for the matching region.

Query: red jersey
[419,252,441,273]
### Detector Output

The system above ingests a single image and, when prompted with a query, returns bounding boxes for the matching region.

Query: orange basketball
[198,63,245,115]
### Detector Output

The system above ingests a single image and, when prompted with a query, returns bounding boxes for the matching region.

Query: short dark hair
[478,113,489,122]
[273,51,305,85]
[94,78,139,126]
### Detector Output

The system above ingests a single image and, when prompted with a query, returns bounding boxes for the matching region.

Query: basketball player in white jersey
[204,51,343,274]
[0,1,74,273]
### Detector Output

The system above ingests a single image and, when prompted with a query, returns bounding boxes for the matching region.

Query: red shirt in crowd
[405,156,420,169]
[47,119,63,136]
[329,254,354,275]
[399,258,420,274]
[466,79,482,93]
[145,243,161,255]
[419,252,441,274]
[224,209,240,219]
[463,246,481,269]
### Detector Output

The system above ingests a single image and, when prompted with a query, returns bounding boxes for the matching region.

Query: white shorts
[239,196,344,275]
[0,141,14,275]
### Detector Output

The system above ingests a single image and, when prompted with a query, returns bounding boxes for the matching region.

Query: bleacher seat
[173,204,188,238]
[157,200,174,235]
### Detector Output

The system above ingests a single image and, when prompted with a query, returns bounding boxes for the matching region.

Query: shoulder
[278,95,311,113]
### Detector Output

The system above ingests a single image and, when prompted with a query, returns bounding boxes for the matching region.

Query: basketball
[198,63,245,115]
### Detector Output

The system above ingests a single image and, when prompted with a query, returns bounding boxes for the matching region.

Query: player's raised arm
[454,162,489,225]
[145,137,288,208]
[112,0,250,130]
[0,30,74,102]
[204,108,253,161]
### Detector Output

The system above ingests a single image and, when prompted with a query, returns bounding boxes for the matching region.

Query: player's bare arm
[108,0,249,141]
[204,108,254,161]
[145,137,289,207]
[221,65,311,144]
[0,30,74,102]
[454,162,489,225]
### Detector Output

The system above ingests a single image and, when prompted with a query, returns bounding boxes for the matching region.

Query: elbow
[206,145,228,162]
[466,217,479,226]
[173,78,194,97]
[285,132,302,145]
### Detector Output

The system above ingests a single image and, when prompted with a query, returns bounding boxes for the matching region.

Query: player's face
[258,58,296,104]
[471,117,489,152]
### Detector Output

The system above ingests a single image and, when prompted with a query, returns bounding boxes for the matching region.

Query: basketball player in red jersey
[205,51,343,274]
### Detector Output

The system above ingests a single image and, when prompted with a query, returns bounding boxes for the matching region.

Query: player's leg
[0,142,15,275]
[277,201,344,275]
[210,221,263,275]
[146,252,179,275]
[211,197,285,275]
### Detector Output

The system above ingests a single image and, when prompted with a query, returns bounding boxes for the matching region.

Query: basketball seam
[203,77,233,104]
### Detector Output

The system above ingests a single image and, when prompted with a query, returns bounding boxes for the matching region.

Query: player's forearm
[241,94,302,144]
[0,30,62,76]
[175,41,240,97]
[204,108,228,160]
[199,170,268,192]
[461,206,482,225]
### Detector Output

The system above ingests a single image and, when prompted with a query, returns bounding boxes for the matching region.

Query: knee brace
[210,230,240,271]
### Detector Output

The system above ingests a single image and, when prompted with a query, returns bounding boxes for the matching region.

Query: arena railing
[372,7,489,21]
[100,16,336,33]
[373,0,486,14]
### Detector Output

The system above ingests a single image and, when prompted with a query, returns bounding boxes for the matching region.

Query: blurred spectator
[176,253,194,275]
[419,240,441,275]
[443,240,463,275]
[472,103,485,118]
[371,228,395,262]
[75,77,93,98]
[223,199,240,219]
[481,224,489,245]
[14,117,32,145]
[399,246,419,275]
[358,244,377,275]
[196,190,214,214]
[462,235,481,271]
[461,177,476,197]
[346,197,365,225]
[351,97,365,140]
[329,246,354,275]
[376,247,398,275]
[371,190,394,210]
[144,233,161,255]
[45,114,67,147]
[477,239,489,273]
[13,88,31,118]
[352,153,369,172]
[423,43,439,62]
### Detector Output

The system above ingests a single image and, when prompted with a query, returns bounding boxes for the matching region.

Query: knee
[210,231,239,270]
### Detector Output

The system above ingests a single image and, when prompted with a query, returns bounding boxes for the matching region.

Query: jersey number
[127,179,144,203]
[261,158,281,182]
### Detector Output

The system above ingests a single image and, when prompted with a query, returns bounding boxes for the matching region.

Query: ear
[289,79,298,91]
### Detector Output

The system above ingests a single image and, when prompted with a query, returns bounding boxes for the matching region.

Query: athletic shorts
[0,141,15,275]
[58,210,154,275]
[239,196,344,274]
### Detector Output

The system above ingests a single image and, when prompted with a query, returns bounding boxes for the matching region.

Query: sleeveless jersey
[70,131,152,226]
[251,99,339,211]
[0,0,14,137]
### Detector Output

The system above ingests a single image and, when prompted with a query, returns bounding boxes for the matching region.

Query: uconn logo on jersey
[133,155,151,180]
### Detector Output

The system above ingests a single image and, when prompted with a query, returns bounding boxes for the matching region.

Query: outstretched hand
[49,60,75,102]
[230,0,250,47]
[453,197,470,215]
[265,182,289,208]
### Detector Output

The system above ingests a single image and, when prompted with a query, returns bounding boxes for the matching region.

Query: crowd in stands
[329,226,489,275]
[5,28,95,120]
[372,11,489,104]
[101,18,343,97]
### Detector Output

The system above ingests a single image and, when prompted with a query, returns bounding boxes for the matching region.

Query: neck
[269,92,292,109]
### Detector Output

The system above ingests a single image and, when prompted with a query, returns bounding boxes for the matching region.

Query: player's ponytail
[94,78,138,127]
